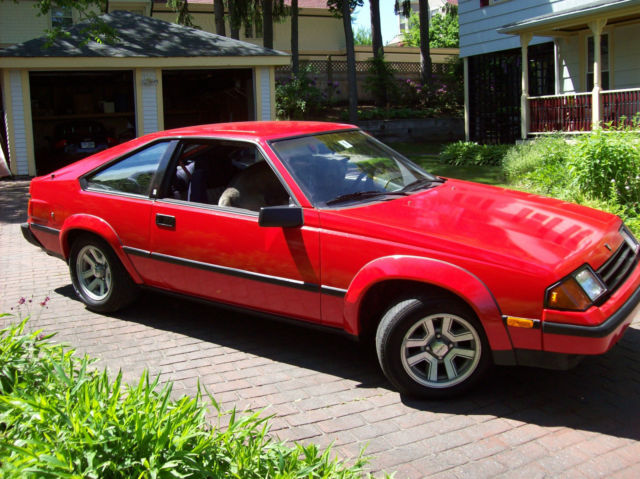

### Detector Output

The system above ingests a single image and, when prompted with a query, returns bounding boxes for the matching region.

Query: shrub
[440,141,510,166]
[276,65,338,120]
[0,318,372,478]
[568,130,640,204]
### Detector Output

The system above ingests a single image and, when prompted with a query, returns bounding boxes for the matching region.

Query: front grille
[598,241,639,293]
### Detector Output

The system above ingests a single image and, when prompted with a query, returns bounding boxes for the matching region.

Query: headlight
[546,265,606,311]
[621,225,640,254]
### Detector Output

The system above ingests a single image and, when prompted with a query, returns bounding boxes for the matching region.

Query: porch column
[589,19,607,130]
[520,33,532,140]
[464,57,470,141]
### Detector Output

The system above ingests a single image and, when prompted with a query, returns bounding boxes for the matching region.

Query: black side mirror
[259,206,304,228]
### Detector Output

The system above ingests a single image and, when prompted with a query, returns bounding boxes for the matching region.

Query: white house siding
[612,24,640,89]
[258,67,271,121]
[140,69,159,135]
[558,35,580,93]
[459,0,587,58]
[152,11,345,54]
[0,3,49,47]
[7,71,29,175]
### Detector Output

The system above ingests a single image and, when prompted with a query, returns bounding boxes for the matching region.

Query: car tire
[69,235,137,313]
[375,297,491,398]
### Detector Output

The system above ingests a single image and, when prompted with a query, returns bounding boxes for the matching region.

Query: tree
[417,0,431,87]
[328,0,362,122]
[167,0,197,28]
[369,0,383,58]
[214,0,225,35]
[291,0,299,74]
[353,26,372,46]
[402,6,459,48]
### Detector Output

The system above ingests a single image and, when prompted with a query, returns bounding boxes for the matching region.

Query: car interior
[168,141,291,212]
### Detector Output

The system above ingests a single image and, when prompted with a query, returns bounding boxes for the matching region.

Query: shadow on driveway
[56,283,640,443]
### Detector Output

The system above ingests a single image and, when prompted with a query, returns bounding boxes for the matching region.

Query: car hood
[320,179,622,277]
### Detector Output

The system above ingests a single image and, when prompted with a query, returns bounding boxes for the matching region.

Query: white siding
[258,67,271,121]
[0,3,50,47]
[613,24,640,89]
[558,35,581,93]
[459,0,585,57]
[8,71,29,176]
[140,69,158,135]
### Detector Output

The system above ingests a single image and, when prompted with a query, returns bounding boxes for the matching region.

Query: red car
[22,121,640,398]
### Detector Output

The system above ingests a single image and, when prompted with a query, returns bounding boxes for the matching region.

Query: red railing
[529,88,640,133]
[529,93,592,133]
[602,89,640,128]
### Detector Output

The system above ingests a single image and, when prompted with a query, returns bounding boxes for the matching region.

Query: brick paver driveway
[2,178,640,478]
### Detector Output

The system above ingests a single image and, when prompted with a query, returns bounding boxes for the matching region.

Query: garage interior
[162,69,255,130]
[30,71,135,175]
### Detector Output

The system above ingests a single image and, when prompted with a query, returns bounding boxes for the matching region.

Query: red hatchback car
[22,121,640,398]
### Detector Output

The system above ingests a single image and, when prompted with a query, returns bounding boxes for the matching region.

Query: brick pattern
[2,178,640,478]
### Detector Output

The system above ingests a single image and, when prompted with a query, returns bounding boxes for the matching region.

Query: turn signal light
[546,277,592,311]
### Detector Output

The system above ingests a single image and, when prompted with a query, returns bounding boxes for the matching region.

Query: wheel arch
[344,255,512,351]
[60,214,143,284]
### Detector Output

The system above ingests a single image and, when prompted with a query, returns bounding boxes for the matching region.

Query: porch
[529,88,640,133]
[498,0,640,139]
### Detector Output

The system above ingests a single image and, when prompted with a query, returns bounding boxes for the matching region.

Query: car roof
[154,121,358,142]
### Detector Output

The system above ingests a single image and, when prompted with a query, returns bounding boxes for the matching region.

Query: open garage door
[30,71,135,175]
[162,69,254,130]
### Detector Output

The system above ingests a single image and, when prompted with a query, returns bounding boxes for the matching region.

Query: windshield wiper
[325,190,407,206]
[401,177,445,193]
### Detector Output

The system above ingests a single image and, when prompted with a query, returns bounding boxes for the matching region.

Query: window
[587,34,609,91]
[166,141,289,212]
[86,142,171,196]
[51,6,73,28]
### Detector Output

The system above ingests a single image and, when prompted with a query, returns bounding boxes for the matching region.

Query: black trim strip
[122,246,151,258]
[30,223,60,236]
[543,283,640,338]
[150,252,321,293]
[321,285,347,297]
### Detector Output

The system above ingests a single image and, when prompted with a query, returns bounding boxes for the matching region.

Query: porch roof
[498,0,640,37]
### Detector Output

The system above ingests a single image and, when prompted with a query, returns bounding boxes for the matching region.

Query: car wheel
[69,235,137,313]
[376,297,490,398]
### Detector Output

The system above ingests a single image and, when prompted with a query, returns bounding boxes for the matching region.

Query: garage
[163,69,254,130]
[0,11,288,177]
[30,71,135,174]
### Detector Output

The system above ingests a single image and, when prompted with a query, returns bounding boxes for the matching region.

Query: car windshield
[271,130,441,207]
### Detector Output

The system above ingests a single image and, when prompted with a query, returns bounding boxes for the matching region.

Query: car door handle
[156,214,176,228]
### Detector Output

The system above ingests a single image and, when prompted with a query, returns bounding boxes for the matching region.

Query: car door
[148,139,322,323]
[80,140,177,285]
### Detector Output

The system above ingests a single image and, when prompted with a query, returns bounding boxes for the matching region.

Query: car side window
[85,142,170,196]
[166,141,290,212]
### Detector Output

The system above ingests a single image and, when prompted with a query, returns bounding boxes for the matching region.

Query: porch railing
[529,92,592,133]
[603,88,640,127]
[529,88,640,133]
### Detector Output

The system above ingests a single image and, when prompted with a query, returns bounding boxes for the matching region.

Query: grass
[389,141,507,186]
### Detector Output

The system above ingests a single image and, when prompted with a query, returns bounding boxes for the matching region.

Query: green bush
[276,65,337,120]
[0,318,372,478]
[568,130,640,204]
[502,131,640,236]
[440,141,510,166]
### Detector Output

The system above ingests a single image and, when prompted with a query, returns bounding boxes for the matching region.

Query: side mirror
[259,206,304,228]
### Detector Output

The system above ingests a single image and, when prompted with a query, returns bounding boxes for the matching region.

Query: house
[459,0,640,143]
[0,10,288,176]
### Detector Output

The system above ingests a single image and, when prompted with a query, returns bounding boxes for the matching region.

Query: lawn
[389,141,507,186]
